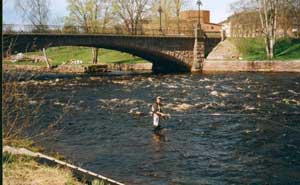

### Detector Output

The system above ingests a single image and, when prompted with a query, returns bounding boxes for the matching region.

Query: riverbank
[3,60,300,74]
[229,37,300,60]
[3,63,152,74]
[3,139,82,185]
[3,151,82,185]
[203,60,300,73]
[3,140,125,185]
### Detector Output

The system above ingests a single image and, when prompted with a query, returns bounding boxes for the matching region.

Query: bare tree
[65,0,112,64]
[100,0,113,32]
[66,0,100,32]
[174,0,187,34]
[230,0,285,59]
[258,0,281,59]
[113,0,153,35]
[2,77,72,141]
[229,11,261,38]
[161,0,175,32]
[15,0,50,31]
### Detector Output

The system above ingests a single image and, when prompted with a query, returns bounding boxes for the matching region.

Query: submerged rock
[171,103,194,111]
[243,105,256,110]
[210,91,219,96]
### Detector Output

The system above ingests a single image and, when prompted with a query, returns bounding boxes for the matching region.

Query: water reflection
[152,129,167,143]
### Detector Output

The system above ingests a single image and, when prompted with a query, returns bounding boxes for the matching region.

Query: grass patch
[97,48,148,64]
[3,152,82,185]
[229,37,300,60]
[274,38,300,60]
[4,47,150,66]
[3,138,42,153]
[3,139,110,184]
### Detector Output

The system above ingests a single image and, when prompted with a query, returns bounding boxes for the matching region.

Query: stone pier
[192,27,206,72]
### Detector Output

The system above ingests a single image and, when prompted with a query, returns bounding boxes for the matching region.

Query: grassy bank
[229,37,300,60]
[3,152,82,185]
[3,138,79,185]
[3,139,110,185]
[3,47,150,66]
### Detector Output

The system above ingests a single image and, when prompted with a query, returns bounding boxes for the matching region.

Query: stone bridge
[3,32,221,73]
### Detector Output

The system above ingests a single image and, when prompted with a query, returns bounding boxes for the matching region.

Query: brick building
[179,10,221,32]
[142,10,221,35]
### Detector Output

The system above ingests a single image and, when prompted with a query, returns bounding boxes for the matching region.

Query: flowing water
[5,72,300,184]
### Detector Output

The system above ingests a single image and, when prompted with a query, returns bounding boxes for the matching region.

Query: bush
[2,75,71,142]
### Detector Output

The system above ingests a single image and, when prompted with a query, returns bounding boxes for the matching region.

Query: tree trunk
[92,48,98,64]
[265,37,270,59]
[135,20,138,35]
[270,38,274,59]
[43,48,51,69]
[102,7,109,32]
[177,15,180,34]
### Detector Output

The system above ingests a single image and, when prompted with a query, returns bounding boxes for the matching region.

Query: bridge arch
[87,45,190,73]
[3,33,221,73]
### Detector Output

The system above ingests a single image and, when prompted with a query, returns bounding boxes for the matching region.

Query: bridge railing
[2,24,221,37]
[2,24,194,36]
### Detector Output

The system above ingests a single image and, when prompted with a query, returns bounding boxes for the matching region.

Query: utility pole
[192,0,204,72]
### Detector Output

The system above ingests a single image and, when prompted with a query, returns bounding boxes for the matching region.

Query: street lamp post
[196,0,202,30]
[192,0,203,72]
[158,2,163,33]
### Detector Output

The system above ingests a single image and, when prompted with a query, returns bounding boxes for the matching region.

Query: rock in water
[210,91,218,96]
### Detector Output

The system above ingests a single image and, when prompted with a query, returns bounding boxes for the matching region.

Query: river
[4,72,300,184]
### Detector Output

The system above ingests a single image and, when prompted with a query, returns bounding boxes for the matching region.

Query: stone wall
[55,65,87,73]
[3,64,50,72]
[3,63,152,74]
[106,63,152,71]
[4,61,300,73]
[87,63,152,72]
[203,60,300,72]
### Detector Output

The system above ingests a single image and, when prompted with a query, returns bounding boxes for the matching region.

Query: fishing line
[258,118,300,133]
[145,112,300,134]
[143,112,300,118]
[170,113,258,117]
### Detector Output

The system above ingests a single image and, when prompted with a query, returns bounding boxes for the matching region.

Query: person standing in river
[151,96,170,134]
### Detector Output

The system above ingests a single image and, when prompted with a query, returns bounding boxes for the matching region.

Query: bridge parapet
[3,24,221,38]
[3,24,195,37]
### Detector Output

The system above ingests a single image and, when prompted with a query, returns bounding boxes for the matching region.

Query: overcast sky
[3,0,237,25]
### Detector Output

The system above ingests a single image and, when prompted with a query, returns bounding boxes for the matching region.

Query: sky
[3,0,237,25]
